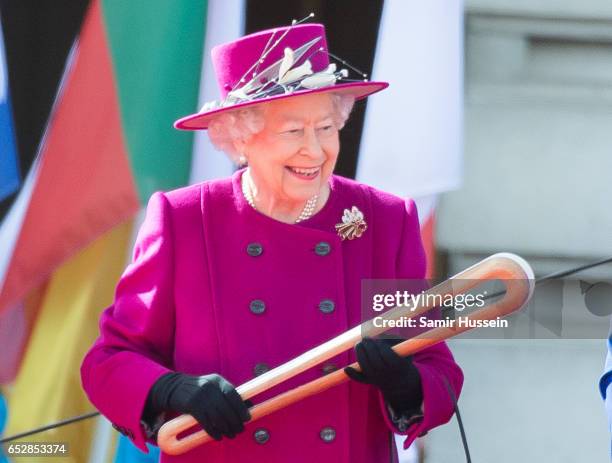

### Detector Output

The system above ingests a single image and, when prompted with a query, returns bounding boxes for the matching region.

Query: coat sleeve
[376,198,464,450]
[80,191,176,453]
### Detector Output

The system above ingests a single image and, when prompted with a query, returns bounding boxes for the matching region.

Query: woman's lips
[285,166,321,181]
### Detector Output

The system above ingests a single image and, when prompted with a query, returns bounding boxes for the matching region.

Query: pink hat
[173,20,389,130]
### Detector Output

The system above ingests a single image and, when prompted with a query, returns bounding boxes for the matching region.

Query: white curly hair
[207,92,356,164]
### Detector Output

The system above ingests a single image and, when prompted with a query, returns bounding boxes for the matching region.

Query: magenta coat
[80,168,463,462]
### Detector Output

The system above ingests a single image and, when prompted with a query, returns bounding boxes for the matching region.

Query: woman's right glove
[143,372,251,440]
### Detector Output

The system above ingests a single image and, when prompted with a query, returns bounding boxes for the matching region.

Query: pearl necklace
[241,171,319,223]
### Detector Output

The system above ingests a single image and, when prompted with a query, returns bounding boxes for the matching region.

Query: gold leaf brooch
[335,206,367,240]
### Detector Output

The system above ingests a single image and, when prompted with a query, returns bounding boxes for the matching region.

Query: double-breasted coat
[80,168,463,462]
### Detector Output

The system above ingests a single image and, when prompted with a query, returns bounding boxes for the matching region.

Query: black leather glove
[344,337,423,415]
[143,372,251,440]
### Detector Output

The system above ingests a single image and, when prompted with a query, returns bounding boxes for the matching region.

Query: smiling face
[234,92,340,209]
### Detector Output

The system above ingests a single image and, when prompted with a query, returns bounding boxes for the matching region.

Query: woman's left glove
[344,337,423,414]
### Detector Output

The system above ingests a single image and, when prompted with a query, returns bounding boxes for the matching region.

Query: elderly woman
[81,22,463,462]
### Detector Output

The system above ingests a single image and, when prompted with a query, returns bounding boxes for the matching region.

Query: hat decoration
[200,14,366,113]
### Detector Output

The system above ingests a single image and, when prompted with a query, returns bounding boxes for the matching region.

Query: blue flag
[0,20,20,202]
[113,434,160,463]
[0,391,9,463]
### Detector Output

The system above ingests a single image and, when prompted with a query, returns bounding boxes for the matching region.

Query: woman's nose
[300,127,324,158]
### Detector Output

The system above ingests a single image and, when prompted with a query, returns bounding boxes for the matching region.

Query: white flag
[189,0,246,184]
[356,0,463,200]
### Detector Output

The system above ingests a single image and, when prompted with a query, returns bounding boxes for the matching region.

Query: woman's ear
[232,137,250,166]
[232,137,245,156]
[234,134,254,157]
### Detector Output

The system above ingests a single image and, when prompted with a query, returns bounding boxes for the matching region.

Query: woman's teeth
[287,166,320,177]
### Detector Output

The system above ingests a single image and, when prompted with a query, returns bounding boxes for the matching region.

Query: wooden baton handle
[158,252,534,455]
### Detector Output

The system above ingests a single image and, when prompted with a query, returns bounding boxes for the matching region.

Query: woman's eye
[282,128,303,135]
